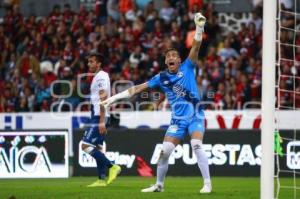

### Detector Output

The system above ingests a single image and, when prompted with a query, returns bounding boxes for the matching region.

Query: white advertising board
[0,131,69,178]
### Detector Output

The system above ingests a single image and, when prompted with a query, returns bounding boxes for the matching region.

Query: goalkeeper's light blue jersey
[147,58,202,120]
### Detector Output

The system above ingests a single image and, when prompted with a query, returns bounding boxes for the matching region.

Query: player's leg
[82,125,113,187]
[82,126,113,168]
[82,142,108,187]
[190,132,212,193]
[96,160,106,179]
[156,136,180,186]
[141,136,179,192]
[96,145,107,180]
[188,118,212,193]
[85,144,121,186]
[142,122,184,192]
[104,117,121,184]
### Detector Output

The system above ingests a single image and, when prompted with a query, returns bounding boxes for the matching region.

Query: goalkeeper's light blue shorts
[165,111,205,140]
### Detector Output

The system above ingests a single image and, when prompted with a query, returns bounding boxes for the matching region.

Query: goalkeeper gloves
[100,90,131,108]
[194,12,206,41]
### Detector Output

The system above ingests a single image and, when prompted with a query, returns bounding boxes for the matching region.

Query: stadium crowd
[0,0,299,112]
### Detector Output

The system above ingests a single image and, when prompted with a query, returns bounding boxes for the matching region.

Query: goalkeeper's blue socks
[90,148,113,169]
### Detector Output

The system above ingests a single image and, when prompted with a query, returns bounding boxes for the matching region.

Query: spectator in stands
[22,87,35,111]
[3,53,16,81]
[188,0,203,11]
[95,0,108,24]
[49,4,61,25]
[136,0,152,10]
[159,0,175,24]
[65,79,81,110]
[281,0,293,10]
[125,1,143,21]
[16,51,40,78]
[35,79,51,111]
[107,0,120,21]
[16,96,29,112]
[218,38,239,62]
[248,10,262,33]
[129,45,147,68]
[63,3,74,25]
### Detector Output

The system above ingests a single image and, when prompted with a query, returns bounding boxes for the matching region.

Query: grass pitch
[0,177,297,199]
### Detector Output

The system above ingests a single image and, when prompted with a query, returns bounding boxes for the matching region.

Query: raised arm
[188,13,206,64]
[101,82,149,107]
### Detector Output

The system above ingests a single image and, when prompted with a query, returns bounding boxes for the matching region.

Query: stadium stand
[1,0,296,112]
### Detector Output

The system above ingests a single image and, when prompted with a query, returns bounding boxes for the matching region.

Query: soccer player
[101,13,211,193]
[81,52,121,187]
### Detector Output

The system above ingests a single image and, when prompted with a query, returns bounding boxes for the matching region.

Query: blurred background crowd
[0,0,299,112]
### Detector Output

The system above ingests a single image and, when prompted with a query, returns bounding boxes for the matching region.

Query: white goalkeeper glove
[194,12,206,41]
[100,90,131,108]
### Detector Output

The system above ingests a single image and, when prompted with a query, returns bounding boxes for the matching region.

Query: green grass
[0,177,298,199]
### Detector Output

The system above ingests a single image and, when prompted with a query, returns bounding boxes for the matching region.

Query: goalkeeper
[101,13,211,193]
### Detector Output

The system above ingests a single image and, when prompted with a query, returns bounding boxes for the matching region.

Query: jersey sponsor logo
[176,71,183,78]
[97,79,106,88]
[163,80,169,85]
[91,138,97,143]
[98,83,104,88]
[172,84,186,97]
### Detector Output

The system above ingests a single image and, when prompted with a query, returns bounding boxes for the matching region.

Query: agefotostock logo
[48,73,263,124]
[49,74,261,114]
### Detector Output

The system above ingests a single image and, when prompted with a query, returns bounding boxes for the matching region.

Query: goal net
[274,0,300,198]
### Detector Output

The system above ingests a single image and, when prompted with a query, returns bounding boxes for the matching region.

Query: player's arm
[99,89,108,134]
[188,13,206,64]
[101,82,149,107]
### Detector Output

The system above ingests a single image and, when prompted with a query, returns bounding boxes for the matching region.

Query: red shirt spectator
[119,0,133,14]
[188,0,203,11]
[44,71,56,87]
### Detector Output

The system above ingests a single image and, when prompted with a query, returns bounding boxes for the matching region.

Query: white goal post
[261,0,277,198]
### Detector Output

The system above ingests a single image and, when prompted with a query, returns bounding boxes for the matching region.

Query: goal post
[261,0,277,198]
